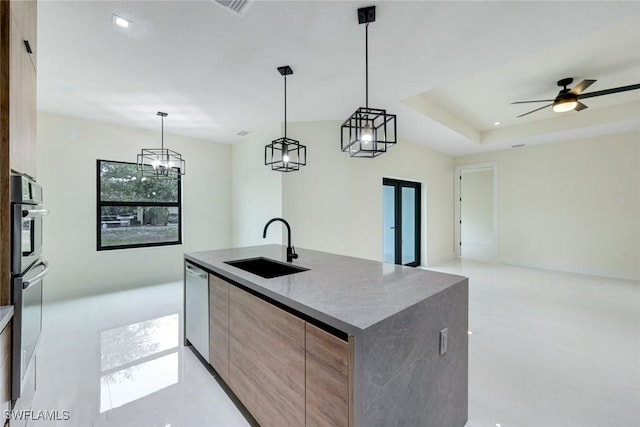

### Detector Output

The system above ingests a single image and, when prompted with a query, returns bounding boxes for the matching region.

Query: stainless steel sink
[225,257,309,279]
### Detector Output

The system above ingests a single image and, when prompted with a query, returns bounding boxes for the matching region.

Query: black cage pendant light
[265,66,307,172]
[341,6,397,158]
[137,112,185,179]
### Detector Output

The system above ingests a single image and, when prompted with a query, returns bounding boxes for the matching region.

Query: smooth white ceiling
[37,0,640,156]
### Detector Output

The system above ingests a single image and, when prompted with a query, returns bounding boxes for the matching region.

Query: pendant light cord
[284,74,287,138]
[161,115,164,150]
[365,23,369,108]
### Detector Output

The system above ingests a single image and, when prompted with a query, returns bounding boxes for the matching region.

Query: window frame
[96,159,183,251]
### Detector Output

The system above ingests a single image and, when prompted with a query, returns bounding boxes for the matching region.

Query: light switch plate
[439,328,448,356]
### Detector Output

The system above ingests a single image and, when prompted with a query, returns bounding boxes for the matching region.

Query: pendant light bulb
[282,147,290,163]
[361,123,373,143]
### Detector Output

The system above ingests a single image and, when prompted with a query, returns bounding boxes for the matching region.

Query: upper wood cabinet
[8,0,37,179]
[209,275,230,384]
[10,0,36,70]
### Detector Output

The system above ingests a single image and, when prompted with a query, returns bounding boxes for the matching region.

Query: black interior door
[382,178,421,267]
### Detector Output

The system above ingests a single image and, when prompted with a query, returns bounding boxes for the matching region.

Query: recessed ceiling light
[511,144,526,148]
[467,330,473,335]
[112,14,131,28]
[236,130,250,136]
[494,121,501,126]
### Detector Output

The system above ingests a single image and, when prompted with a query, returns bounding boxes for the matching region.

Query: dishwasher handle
[185,264,207,280]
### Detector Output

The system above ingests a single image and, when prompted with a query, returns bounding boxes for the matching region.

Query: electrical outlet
[440,328,448,356]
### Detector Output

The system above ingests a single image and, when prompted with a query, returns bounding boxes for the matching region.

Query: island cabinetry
[221,277,349,427]
[253,296,305,427]
[305,323,352,427]
[228,284,306,427]
[228,285,258,415]
[208,275,230,384]
[187,246,468,427]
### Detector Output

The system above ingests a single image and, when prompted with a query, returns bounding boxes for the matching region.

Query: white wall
[282,121,455,266]
[456,131,640,280]
[231,125,283,247]
[460,167,496,260]
[37,112,232,301]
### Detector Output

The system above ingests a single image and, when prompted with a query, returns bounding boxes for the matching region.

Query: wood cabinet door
[225,282,352,427]
[209,274,230,384]
[306,323,352,427]
[228,285,258,415]
[9,7,36,178]
[10,0,36,70]
[253,297,306,427]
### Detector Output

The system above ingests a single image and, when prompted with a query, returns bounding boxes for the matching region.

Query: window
[97,159,182,250]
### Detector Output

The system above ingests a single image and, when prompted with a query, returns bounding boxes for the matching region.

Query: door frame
[383,178,421,267]
[454,162,498,259]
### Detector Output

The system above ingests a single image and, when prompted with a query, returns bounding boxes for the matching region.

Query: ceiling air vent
[212,0,252,16]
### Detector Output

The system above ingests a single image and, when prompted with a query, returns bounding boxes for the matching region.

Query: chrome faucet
[263,217,298,262]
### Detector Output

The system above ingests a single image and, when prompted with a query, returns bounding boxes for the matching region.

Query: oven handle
[23,259,50,290]
[22,208,50,218]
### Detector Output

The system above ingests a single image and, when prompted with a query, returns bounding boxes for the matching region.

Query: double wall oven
[10,174,49,401]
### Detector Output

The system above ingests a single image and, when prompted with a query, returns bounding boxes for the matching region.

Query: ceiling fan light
[553,99,578,113]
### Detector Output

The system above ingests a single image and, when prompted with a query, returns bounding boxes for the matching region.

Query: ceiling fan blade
[516,103,553,118]
[574,101,588,112]
[579,83,640,99]
[511,99,554,104]
[569,79,596,95]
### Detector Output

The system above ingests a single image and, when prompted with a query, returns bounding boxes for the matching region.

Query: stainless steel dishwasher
[185,261,209,362]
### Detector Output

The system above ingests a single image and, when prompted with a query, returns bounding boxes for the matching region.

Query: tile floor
[24,260,640,426]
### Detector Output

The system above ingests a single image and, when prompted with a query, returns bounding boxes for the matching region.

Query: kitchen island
[185,245,468,427]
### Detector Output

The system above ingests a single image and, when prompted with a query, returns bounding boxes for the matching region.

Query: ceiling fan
[512,78,640,118]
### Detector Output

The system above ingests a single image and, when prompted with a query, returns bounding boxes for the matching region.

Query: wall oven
[11,175,45,274]
[10,174,49,401]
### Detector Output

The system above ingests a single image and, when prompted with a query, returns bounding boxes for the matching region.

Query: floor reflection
[101,352,179,412]
[100,313,180,412]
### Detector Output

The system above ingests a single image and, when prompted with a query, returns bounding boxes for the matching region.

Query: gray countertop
[0,305,14,332]
[185,245,466,335]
